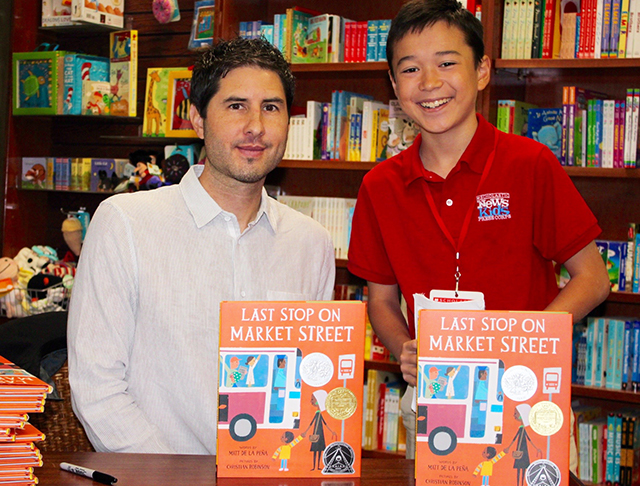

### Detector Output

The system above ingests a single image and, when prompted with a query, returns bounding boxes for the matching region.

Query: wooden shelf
[605,291,640,304]
[291,61,388,73]
[564,167,640,178]
[571,385,640,404]
[278,159,376,170]
[362,448,406,459]
[365,360,401,373]
[494,58,640,69]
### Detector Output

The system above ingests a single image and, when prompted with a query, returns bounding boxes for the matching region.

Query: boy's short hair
[387,0,485,77]
[190,36,295,117]
[283,431,294,443]
[484,446,497,459]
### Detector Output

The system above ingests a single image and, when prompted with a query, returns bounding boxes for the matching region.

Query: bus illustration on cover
[218,347,303,442]
[416,357,505,455]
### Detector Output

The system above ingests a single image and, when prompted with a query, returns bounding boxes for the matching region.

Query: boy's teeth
[421,98,450,108]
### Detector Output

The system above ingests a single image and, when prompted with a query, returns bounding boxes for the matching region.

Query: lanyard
[422,131,499,296]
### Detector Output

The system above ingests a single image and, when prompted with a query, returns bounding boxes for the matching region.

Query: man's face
[389,21,490,140]
[190,66,289,186]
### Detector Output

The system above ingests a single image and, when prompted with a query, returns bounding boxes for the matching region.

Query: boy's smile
[389,21,490,145]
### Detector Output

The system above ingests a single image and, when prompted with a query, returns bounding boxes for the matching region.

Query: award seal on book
[325,387,357,420]
[528,401,563,436]
[322,441,355,475]
[525,459,561,486]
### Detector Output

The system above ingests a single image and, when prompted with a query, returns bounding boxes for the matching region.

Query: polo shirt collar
[180,164,276,232]
[403,113,496,186]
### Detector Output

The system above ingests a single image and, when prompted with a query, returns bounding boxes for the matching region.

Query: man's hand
[400,339,417,386]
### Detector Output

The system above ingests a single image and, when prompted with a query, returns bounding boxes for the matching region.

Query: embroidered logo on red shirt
[476,193,512,222]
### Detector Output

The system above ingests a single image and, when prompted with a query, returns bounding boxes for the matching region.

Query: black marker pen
[60,462,118,485]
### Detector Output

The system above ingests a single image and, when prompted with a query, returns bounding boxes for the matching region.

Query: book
[216,301,365,478]
[188,0,215,49]
[497,99,538,135]
[109,30,138,117]
[41,0,77,27]
[81,80,111,115]
[286,7,321,64]
[70,0,124,28]
[416,309,572,485]
[142,67,182,137]
[20,158,47,190]
[62,54,110,116]
[377,19,391,61]
[12,50,68,115]
[306,14,331,63]
[528,107,563,160]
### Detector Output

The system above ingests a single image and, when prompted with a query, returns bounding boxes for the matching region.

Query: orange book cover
[0,357,51,395]
[0,424,45,444]
[416,309,572,486]
[217,301,365,478]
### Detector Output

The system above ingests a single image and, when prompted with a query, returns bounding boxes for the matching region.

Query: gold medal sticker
[529,401,563,436]
[325,387,357,420]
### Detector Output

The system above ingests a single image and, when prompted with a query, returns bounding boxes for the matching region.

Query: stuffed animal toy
[32,245,58,262]
[0,257,26,318]
[62,217,83,256]
[13,247,49,287]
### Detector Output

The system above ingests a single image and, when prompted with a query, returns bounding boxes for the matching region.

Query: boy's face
[389,21,490,140]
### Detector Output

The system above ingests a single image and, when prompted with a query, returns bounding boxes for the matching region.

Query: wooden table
[38,452,416,485]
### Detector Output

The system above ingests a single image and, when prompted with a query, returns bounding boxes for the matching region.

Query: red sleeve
[533,147,601,264]
[347,179,398,285]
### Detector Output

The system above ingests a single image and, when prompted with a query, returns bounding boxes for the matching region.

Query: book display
[217,301,365,478]
[4,0,640,481]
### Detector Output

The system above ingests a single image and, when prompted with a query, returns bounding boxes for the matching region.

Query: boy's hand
[400,339,417,386]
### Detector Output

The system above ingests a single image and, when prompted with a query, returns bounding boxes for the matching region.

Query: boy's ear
[476,55,491,91]
[389,70,400,98]
[190,104,205,140]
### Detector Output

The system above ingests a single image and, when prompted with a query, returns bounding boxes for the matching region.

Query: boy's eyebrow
[396,50,463,65]
[222,96,285,104]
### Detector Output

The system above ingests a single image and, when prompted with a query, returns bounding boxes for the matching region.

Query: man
[67,37,335,454]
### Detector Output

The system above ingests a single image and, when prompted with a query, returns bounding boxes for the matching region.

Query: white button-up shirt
[67,165,335,454]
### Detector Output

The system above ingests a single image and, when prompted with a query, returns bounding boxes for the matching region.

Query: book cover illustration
[109,30,138,117]
[416,309,572,486]
[13,51,66,115]
[528,107,563,161]
[165,70,195,137]
[20,158,47,190]
[63,54,110,115]
[217,301,365,478]
[142,67,181,137]
[189,0,215,49]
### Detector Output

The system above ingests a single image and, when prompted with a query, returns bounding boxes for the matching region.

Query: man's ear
[476,55,491,91]
[190,104,205,140]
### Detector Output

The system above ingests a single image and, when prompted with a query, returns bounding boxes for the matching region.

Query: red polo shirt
[348,114,601,335]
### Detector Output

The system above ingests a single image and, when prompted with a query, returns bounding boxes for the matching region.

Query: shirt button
[446,199,453,206]
[224,216,231,222]
[241,291,246,297]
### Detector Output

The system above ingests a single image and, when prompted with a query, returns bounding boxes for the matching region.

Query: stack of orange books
[0,356,50,486]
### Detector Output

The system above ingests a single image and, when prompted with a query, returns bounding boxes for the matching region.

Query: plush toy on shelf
[62,216,83,257]
[0,256,26,318]
[13,247,50,287]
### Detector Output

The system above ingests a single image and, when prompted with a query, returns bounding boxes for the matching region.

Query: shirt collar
[180,164,276,232]
[403,113,496,185]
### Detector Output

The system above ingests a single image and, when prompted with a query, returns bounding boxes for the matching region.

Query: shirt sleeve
[347,179,398,285]
[317,230,337,301]
[67,200,174,453]
[532,146,601,264]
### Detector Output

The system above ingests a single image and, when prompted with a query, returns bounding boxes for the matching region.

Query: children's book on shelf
[306,14,332,63]
[13,50,68,115]
[20,158,47,190]
[81,80,111,115]
[286,6,321,63]
[142,67,182,137]
[166,70,195,137]
[62,54,110,115]
[217,301,365,478]
[416,309,572,486]
[386,100,419,159]
[109,30,138,117]
[496,99,538,135]
[189,0,215,49]
[527,107,563,161]
[70,0,124,28]
[41,0,78,27]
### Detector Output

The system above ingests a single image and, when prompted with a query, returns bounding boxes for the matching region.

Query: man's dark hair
[387,0,485,78]
[190,36,295,117]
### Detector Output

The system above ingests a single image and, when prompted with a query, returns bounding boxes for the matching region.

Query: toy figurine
[0,257,26,318]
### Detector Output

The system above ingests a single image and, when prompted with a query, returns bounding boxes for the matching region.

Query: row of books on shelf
[572,317,640,390]
[277,195,355,260]
[239,10,392,64]
[362,369,406,453]
[284,97,417,162]
[499,87,640,167]
[12,30,137,117]
[0,355,49,485]
[501,0,640,59]
[574,404,640,485]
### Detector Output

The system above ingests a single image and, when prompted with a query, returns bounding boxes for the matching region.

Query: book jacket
[416,309,572,486]
[217,301,365,478]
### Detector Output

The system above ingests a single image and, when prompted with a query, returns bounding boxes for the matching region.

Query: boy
[473,446,507,485]
[347,0,609,459]
[272,431,305,471]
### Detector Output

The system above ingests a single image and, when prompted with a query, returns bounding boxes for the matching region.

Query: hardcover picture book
[527,107,563,161]
[13,50,67,115]
[217,301,366,478]
[142,67,182,137]
[416,309,572,486]
[109,30,138,117]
